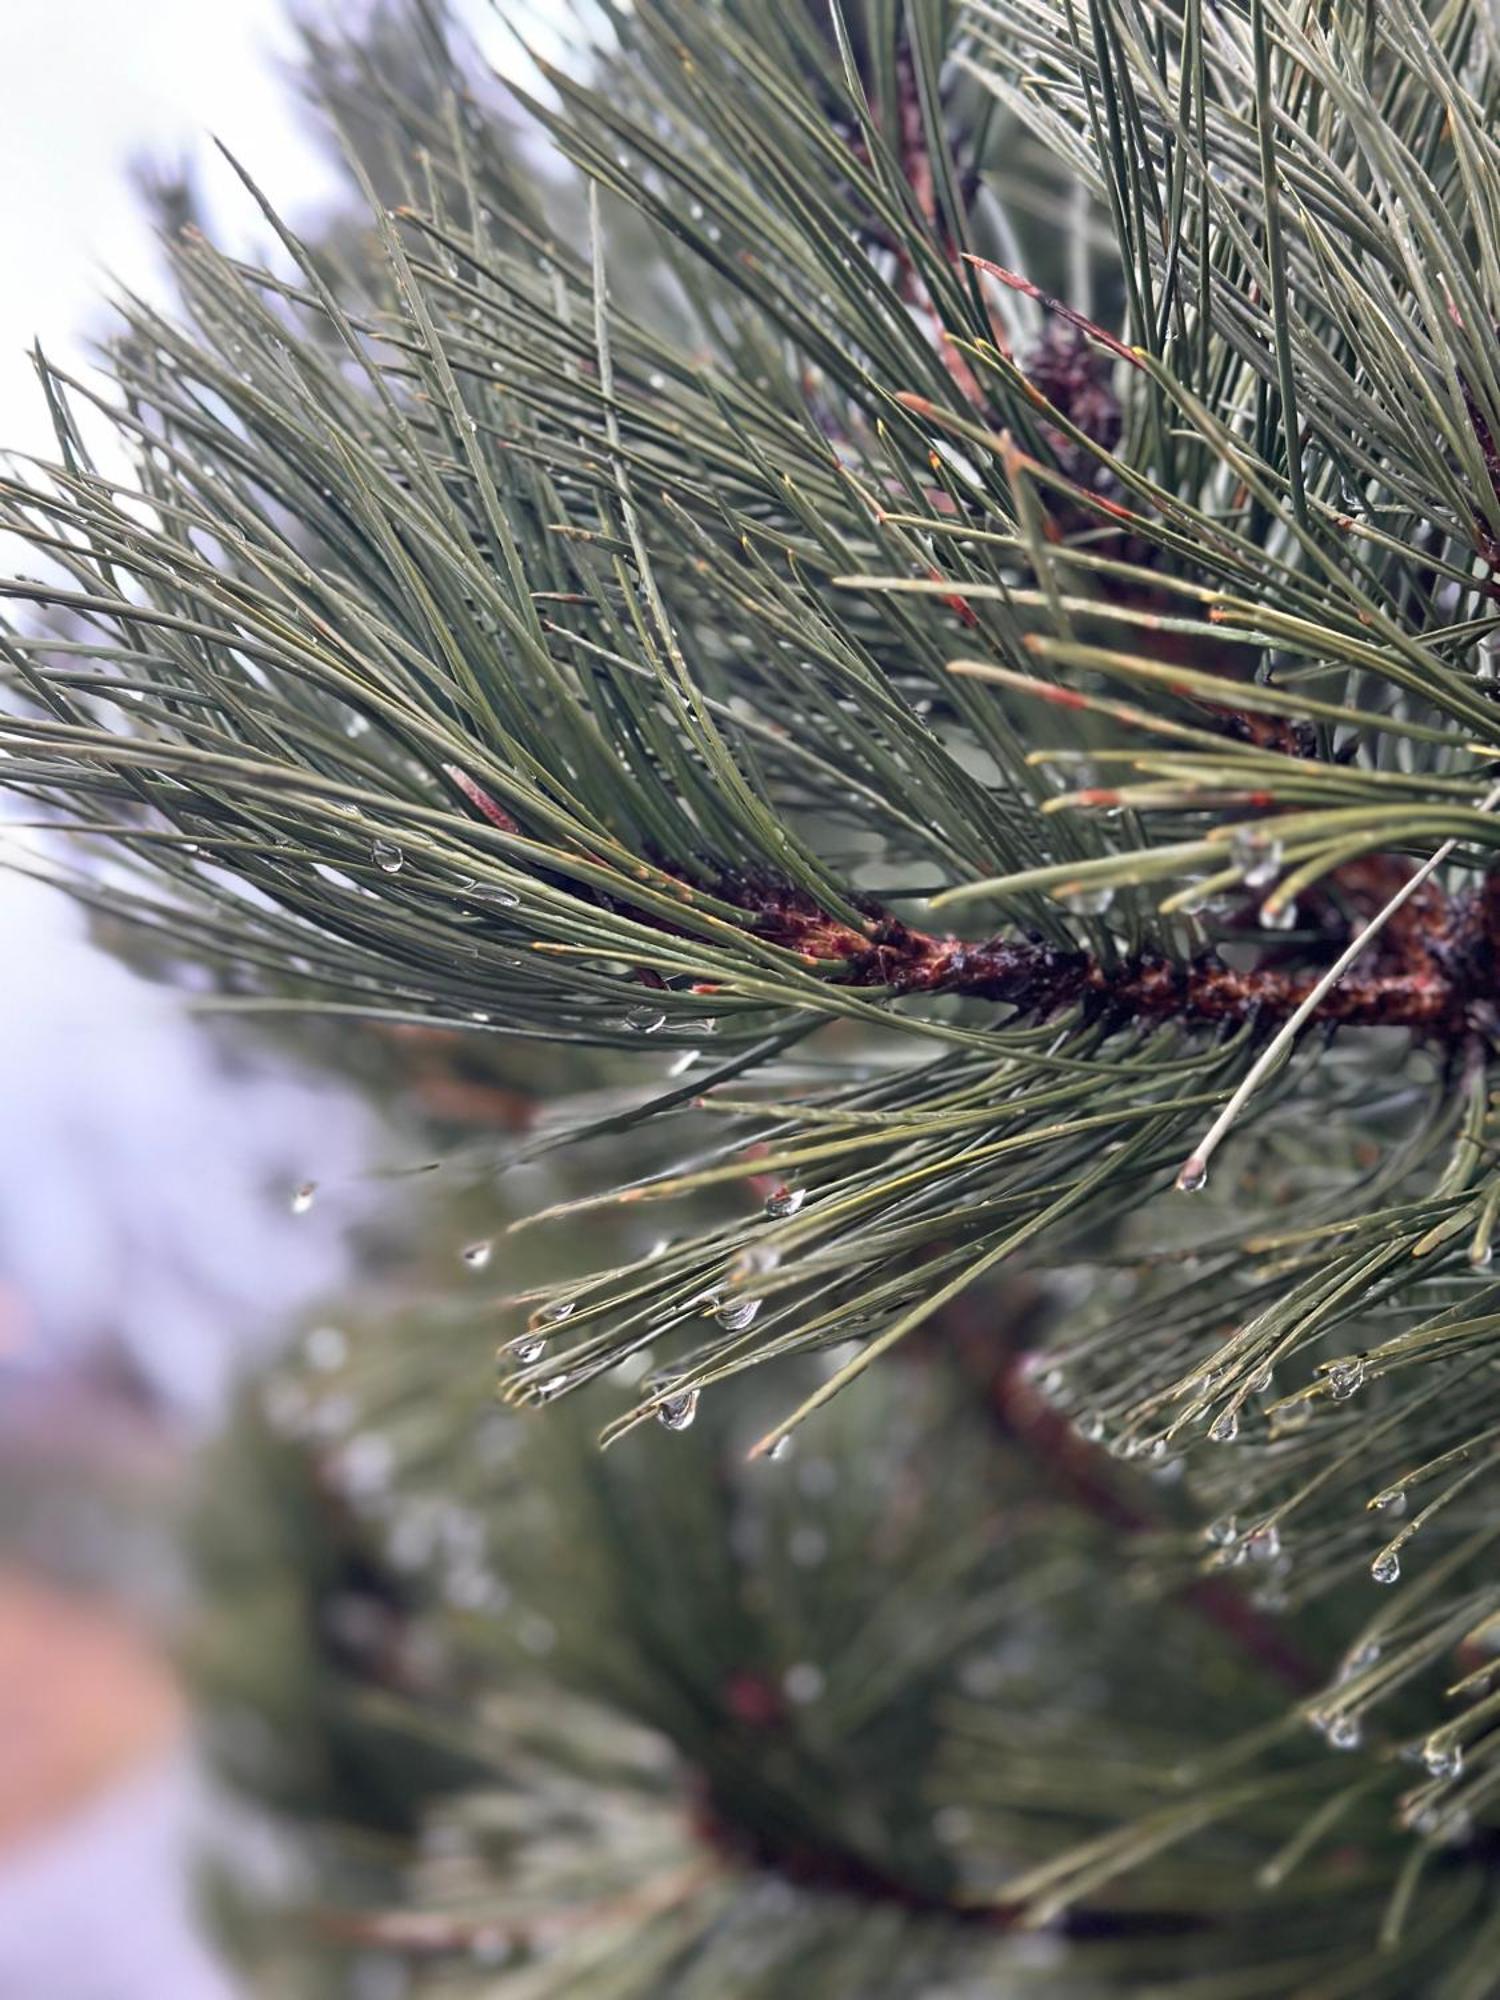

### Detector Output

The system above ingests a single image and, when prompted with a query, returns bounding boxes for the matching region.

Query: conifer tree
[9,2,1500,1991]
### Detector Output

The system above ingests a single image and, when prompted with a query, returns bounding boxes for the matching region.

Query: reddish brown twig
[728,873,1500,1044]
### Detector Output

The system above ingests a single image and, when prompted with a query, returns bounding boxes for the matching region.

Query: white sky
[0,0,344,463]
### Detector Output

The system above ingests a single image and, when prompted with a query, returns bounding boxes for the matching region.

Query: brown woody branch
[737,870,1500,1044]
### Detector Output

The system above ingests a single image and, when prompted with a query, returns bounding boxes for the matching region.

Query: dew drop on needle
[657,1387,699,1431]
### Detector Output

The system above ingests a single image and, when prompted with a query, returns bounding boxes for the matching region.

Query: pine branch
[702,861,1500,1041]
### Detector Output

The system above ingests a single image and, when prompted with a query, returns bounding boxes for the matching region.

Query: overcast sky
[0,0,343,462]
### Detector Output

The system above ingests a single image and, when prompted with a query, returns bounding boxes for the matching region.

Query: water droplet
[1327,1713,1362,1751]
[534,1298,576,1327]
[1373,1487,1407,1514]
[1423,1735,1463,1781]
[1231,829,1284,889]
[732,1242,781,1282]
[1258,898,1297,931]
[507,1334,545,1366]
[1325,1357,1366,1402]
[1061,884,1115,915]
[372,838,404,873]
[647,371,666,391]
[339,1432,394,1500]
[1245,1524,1281,1562]
[789,1524,828,1567]
[304,1325,347,1372]
[1208,1408,1240,1444]
[1176,1155,1208,1193]
[657,1387,699,1431]
[769,1436,792,1461]
[716,1295,762,1332]
[291,1180,318,1215]
[783,1661,825,1704]
[624,1006,667,1034]
[469,1010,491,1023]
[1074,1411,1106,1443]
[1371,1548,1401,1585]
[1250,1366,1275,1396]
[461,1240,492,1270]
[479,883,522,909]
[1205,1515,1238,1547]
[667,1048,699,1077]
[534,1374,571,1403]
[765,1185,806,1219]
[518,1612,556,1654]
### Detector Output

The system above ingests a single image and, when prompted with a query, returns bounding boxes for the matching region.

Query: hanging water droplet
[507,1333,545,1366]
[789,1524,828,1567]
[534,1298,575,1326]
[1061,884,1115,915]
[657,1387,699,1431]
[1258,898,1297,931]
[534,1373,571,1403]
[372,838,404,873]
[1373,1487,1407,1514]
[461,1240,492,1270]
[1326,1713,1362,1751]
[1208,1408,1239,1444]
[469,1010,491,1023]
[1205,1514,1238,1547]
[769,1436,792,1462]
[1250,1366,1275,1397]
[716,1295,762,1332]
[1176,1155,1208,1193]
[291,1180,318,1215]
[1245,1524,1281,1563]
[783,1661,825,1704]
[339,1432,394,1501]
[1231,829,1284,889]
[765,1185,806,1219]
[1422,1735,1463,1781]
[667,1048,699,1077]
[624,1005,667,1034]
[1325,1357,1366,1402]
[304,1325,347,1373]
[1371,1548,1401,1585]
